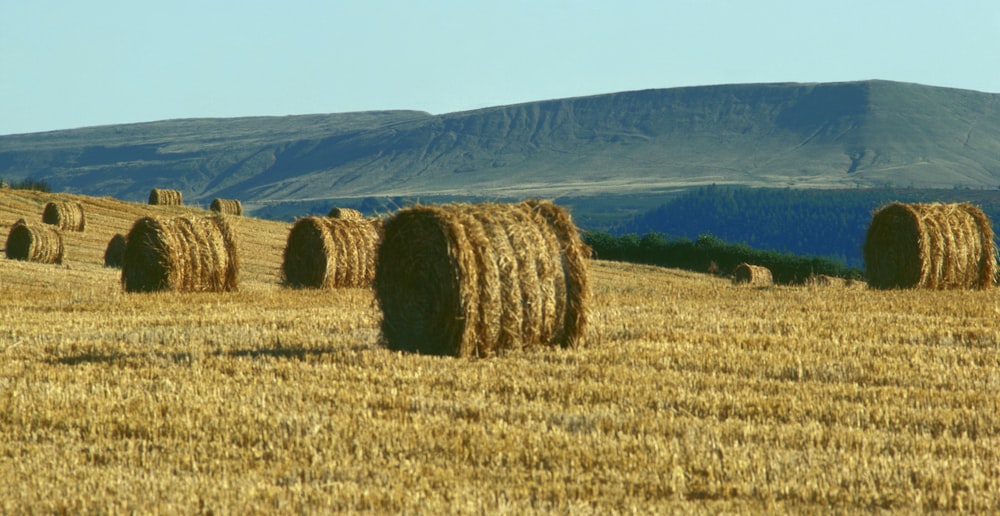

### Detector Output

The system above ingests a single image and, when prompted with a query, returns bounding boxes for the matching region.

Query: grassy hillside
[0,189,997,512]
[2,81,999,218]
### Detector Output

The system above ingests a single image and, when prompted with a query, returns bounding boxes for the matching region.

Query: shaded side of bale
[374,201,590,357]
[210,198,243,216]
[5,220,64,264]
[732,263,773,286]
[281,217,379,288]
[864,202,996,289]
[104,233,127,268]
[42,201,86,232]
[328,207,363,220]
[148,188,183,206]
[121,215,239,292]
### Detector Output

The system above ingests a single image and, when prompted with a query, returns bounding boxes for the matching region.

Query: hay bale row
[282,217,380,289]
[210,198,243,216]
[732,263,773,286]
[42,201,86,232]
[864,202,996,289]
[374,200,590,358]
[5,219,64,264]
[328,207,363,220]
[104,233,127,268]
[148,188,183,206]
[121,215,239,292]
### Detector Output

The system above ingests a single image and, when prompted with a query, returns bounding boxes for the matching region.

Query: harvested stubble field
[0,190,998,513]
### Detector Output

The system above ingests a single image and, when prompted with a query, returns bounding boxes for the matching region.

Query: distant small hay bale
[732,263,773,286]
[42,201,86,231]
[0,181,9,189]
[374,200,590,357]
[281,216,380,288]
[806,273,843,287]
[5,220,65,264]
[148,188,183,206]
[327,207,363,220]
[104,233,127,268]
[121,215,239,292]
[864,202,996,289]
[210,198,243,216]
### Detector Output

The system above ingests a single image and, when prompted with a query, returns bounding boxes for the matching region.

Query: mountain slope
[2,80,999,212]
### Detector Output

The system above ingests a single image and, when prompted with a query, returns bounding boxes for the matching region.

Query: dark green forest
[611,186,1000,268]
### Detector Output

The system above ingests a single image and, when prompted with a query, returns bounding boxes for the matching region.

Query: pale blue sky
[2,0,998,135]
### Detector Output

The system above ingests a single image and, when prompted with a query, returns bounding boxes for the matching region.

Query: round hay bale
[42,201,86,232]
[281,216,379,288]
[104,233,127,268]
[5,220,64,264]
[210,198,243,216]
[732,263,773,286]
[148,188,183,206]
[374,200,590,357]
[327,207,363,220]
[864,202,996,289]
[121,215,239,292]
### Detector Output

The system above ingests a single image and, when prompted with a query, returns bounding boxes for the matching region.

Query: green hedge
[584,231,863,285]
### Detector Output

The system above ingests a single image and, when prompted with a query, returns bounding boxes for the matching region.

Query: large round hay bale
[374,200,590,357]
[104,233,127,268]
[5,220,64,264]
[210,198,243,216]
[282,217,379,288]
[732,263,773,286]
[327,207,363,220]
[121,215,239,292]
[42,201,86,232]
[148,188,183,206]
[864,202,996,289]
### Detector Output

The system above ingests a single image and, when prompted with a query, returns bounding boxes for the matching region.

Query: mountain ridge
[2,80,999,214]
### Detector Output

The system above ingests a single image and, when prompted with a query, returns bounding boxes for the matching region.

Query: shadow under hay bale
[121,215,239,292]
[732,263,773,286]
[104,233,127,268]
[374,200,590,358]
[5,219,64,264]
[864,202,996,289]
[210,198,243,216]
[42,201,86,232]
[148,188,183,206]
[282,217,379,288]
[327,207,363,220]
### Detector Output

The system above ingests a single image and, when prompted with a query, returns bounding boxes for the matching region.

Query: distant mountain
[2,80,999,217]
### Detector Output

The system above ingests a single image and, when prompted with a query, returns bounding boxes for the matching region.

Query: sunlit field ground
[0,190,997,513]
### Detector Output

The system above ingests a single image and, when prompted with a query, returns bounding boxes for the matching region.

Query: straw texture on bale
[327,207,363,220]
[121,215,239,292]
[104,233,127,268]
[42,201,86,232]
[148,188,183,206]
[210,198,243,216]
[864,202,996,289]
[282,217,379,288]
[374,200,590,357]
[732,263,773,286]
[5,220,64,264]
